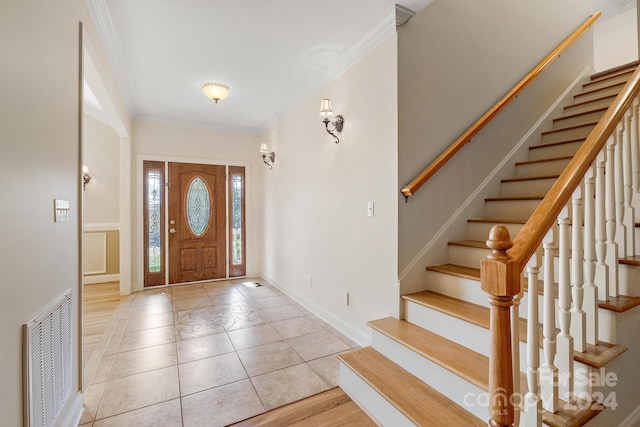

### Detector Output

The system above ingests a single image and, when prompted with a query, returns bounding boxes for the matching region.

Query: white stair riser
[564,96,615,116]
[448,245,488,269]
[371,331,487,420]
[583,73,631,92]
[515,159,571,178]
[619,264,640,297]
[573,84,625,103]
[484,199,541,218]
[467,221,524,241]
[528,140,582,161]
[501,178,557,198]
[553,110,605,130]
[541,124,596,145]
[339,363,414,427]
[425,270,488,308]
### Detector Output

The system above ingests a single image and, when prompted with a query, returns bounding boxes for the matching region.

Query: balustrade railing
[481,64,640,426]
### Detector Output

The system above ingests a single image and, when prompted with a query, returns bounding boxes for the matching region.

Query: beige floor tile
[287,330,350,361]
[172,296,213,312]
[129,301,173,318]
[178,352,247,396]
[95,366,180,420]
[237,341,303,376]
[308,315,333,330]
[307,354,340,387]
[111,319,128,335]
[250,295,290,310]
[109,343,176,379]
[209,291,248,306]
[181,379,265,427]
[132,290,172,306]
[171,286,208,301]
[251,364,330,410]
[258,304,306,323]
[102,333,123,356]
[90,354,115,384]
[79,381,106,424]
[118,325,176,353]
[78,424,93,427]
[239,286,281,300]
[270,315,327,339]
[93,399,182,427]
[176,332,234,364]
[175,303,262,339]
[124,311,175,333]
[227,324,283,350]
[329,328,360,348]
[203,283,239,296]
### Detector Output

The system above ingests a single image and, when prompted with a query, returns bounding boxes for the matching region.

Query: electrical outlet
[345,291,350,306]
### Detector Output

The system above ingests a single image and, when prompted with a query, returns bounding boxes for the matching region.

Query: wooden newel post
[481,225,520,427]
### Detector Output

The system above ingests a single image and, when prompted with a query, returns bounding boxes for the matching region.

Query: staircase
[339,63,640,426]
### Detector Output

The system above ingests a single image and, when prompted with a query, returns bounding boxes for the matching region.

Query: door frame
[136,154,252,290]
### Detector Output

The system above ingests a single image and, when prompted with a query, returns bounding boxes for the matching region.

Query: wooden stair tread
[599,295,640,312]
[553,107,607,123]
[448,240,487,249]
[540,121,598,136]
[338,346,485,427]
[619,255,640,266]
[529,138,584,151]
[403,291,627,368]
[485,196,543,201]
[501,174,559,183]
[516,155,573,166]
[590,60,638,80]
[369,317,489,390]
[468,217,527,224]
[565,94,616,109]
[584,73,632,90]
[574,82,626,98]
[230,387,376,427]
[426,264,480,280]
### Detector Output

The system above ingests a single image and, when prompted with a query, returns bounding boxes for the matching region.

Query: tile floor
[79,278,359,426]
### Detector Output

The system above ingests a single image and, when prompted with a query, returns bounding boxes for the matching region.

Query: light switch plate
[54,199,70,222]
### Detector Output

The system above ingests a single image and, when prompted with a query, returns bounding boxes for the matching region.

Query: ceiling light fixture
[319,98,344,144]
[202,82,230,103]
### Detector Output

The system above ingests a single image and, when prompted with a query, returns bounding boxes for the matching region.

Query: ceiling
[86,0,636,135]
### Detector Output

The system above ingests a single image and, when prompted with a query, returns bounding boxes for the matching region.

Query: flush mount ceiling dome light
[202,82,230,103]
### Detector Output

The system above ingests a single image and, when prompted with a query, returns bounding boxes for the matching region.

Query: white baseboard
[262,274,371,347]
[55,391,83,427]
[620,404,640,427]
[83,273,120,284]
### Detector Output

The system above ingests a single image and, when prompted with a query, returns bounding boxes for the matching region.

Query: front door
[168,162,226,284]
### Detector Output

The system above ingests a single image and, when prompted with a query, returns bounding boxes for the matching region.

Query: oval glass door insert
[186,177,211,236]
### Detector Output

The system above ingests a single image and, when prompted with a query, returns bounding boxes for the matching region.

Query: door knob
[169,228,176,233]
[170,220,175,225]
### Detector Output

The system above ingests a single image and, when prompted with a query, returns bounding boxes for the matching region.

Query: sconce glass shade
[259,143,270,153]
[319,98,334,117]
[202,82,230,103]
[83,165,89,174]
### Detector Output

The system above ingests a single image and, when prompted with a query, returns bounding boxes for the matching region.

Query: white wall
[261,35,398,344]
[397,0,593,291]
[132,121,264,290]
[0,0,131,425]
[83,114,120,223]
[594,6,639,72]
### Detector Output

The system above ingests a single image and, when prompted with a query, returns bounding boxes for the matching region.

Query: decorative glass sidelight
[186,177,211,236]
[148,170,162,272]
[231,173,243,265]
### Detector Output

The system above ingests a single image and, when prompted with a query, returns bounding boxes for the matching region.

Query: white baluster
[606,135,620,297]
[595,149,610,301]
[540,228,559,413]
[557,206,574,401]
[524,251,542,426]
[583,165,599,346]
[632,99,640,193]
[623,109,636,256]
[512,288,523,426]
[570,186,586,353]
[615,123,627,257]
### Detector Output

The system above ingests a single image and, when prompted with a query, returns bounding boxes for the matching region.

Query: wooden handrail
[509,63,640,268]
[401,12,601,202]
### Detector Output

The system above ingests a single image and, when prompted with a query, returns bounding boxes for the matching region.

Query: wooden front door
[168,162,226,284]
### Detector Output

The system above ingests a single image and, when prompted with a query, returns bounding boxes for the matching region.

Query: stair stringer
[398,66,591,315]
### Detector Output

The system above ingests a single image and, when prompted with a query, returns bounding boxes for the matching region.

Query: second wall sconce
[319,98,344,144]
[260,143,276,169]
[82,165,92,190]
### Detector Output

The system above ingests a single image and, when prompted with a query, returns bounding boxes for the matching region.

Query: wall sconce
[82,165,92,190]
[260,143,275,169]
[319,98,344,144]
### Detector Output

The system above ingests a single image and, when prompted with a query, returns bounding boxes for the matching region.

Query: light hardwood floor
[82,282,127,363]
